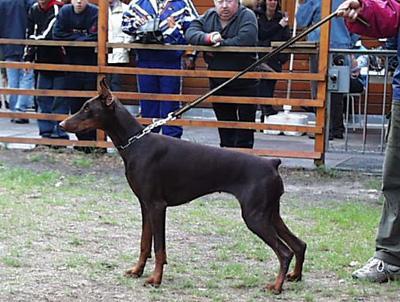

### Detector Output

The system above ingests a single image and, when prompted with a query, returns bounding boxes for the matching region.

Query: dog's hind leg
[242,209,293,294]
[144,204,168,287]
[125,205,153,278]
[273,214,306,282]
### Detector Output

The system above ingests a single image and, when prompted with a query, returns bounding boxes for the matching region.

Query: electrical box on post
[327,66,350,93]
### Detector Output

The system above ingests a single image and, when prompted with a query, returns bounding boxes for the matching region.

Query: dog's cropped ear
[99,77,115,107]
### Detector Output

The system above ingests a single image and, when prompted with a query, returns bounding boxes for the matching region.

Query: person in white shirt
[108,0,132,93]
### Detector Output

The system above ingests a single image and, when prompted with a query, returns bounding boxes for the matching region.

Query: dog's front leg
[144,205,167,287]
[125,205,152,278]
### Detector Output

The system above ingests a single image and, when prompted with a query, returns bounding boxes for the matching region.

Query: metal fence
[327,48,397,154]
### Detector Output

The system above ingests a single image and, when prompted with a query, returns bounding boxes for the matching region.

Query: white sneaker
[352,257,400,283]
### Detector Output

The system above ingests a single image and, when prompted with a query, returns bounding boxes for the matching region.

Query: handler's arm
[343,0,400,38]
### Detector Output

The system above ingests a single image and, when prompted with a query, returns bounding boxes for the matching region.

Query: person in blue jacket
[53,0,98,148]
[0,0,36,123]
[296,0,359,139]
[122,0,198,139]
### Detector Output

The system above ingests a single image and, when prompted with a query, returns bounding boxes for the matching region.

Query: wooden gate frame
[0,0,332,164]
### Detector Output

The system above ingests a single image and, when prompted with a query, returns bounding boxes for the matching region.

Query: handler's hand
[337,0,362,22]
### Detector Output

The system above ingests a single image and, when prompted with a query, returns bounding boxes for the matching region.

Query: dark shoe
[309,134,333,140]
[51,125,69,140]
[10,118,15,123]
[50,133,69,140]
[262,106,278,117]
[334,133,344,139]
[302,106,316,113]
[260,114,265,124]
[14,118,29,124]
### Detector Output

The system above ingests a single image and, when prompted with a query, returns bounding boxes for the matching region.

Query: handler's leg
[352,102,400,282]
[375,102,400,267]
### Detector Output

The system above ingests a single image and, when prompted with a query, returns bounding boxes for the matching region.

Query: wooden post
[314,0,331,166]
[96,0,108,143]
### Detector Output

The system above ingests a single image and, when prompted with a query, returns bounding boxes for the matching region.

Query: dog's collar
[116,129,147,151]
[116,114,177,151]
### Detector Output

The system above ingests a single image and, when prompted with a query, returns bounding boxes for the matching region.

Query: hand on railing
[206,32,223,47]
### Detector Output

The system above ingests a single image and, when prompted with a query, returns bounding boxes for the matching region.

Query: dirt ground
[0,147,398,302]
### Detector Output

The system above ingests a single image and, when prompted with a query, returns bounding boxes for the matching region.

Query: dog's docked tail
[271,158,282,169]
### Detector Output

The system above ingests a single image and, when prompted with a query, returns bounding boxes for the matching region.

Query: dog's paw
[265,284,282,295]
[286,272,302,282]
[144,276,161,288]
[125,266,144,278]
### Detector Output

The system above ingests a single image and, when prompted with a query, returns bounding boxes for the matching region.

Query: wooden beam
[0,136,321,159]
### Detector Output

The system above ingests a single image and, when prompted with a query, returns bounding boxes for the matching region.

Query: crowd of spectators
[0,0,390,147]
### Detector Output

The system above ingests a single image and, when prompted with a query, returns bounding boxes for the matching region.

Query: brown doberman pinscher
[59,79,306,294]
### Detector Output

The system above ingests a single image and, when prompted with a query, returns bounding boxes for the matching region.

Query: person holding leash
[338,0,400,283]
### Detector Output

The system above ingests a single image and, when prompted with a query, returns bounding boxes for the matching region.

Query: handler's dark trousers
[211,85,257,149]
[375,102,400,267]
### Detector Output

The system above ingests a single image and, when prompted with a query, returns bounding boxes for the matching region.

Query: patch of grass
[65,255,91,269]
[366,178,382,191]
[2,256,23,268]
[27,153,47,163]
[72,156,93,168]
[290,201,380,279]
[0,167,59,191]
[69,237,84,246]
[1,159,399,301]
[315,165,340,178]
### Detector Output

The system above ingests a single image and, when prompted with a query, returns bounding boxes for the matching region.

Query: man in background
[0,0,36,123]
[185,0,258,148]
[24,0,69,139]
[53,0,99,151]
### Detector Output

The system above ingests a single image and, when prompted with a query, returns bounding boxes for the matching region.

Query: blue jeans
[137,59,183,138]
[6,58,34,112]
[36,72,69,138]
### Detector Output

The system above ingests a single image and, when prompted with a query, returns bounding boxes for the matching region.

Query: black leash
[118,10,368,150]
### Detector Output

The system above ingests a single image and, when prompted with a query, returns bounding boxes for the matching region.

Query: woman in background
[256,0,290,122]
